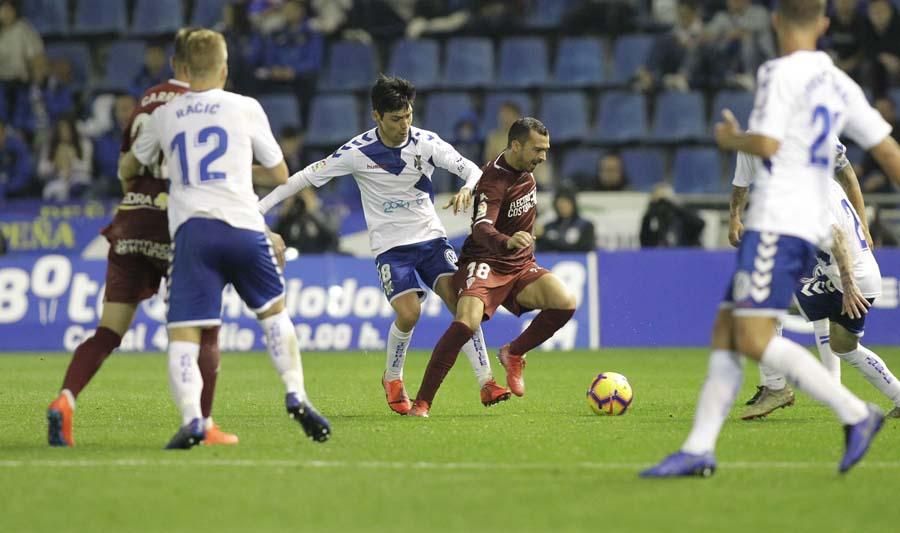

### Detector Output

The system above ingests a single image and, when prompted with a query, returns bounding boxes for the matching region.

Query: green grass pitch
[2,348,899,532]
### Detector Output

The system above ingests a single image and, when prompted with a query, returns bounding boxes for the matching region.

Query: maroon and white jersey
[101,79,189,265]
[459,153,538,274]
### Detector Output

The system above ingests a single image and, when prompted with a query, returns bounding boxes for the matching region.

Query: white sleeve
[429,135,482,189]
[247,98,284,168]
[258,153,354,214]
[131,110,162,166]
[840,80,892,150]
[834,140,850,173]
[732,152,756,187]
[748,62,792,142]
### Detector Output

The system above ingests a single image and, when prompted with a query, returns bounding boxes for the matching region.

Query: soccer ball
[586,372,633,415]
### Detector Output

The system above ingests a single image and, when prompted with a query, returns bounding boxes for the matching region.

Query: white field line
[1,459,900,470]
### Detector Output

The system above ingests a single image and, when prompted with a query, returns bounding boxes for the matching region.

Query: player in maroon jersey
[47,28,238,447]
[409,118,577,417]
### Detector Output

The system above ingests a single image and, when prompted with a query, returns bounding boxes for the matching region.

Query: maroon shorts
[104,247,167,304]
[453,259,550,321]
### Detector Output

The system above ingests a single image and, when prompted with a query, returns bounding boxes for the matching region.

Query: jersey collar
[169,79,190,89]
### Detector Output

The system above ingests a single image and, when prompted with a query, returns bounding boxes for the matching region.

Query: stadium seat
[98,41,147,92]
[191,0,229,27]
[45,43,92,90]
[621,148,666,192]
[73,0,127,34]
[424,92,476,141]
[23,0,69,35]
[259,94,302,137]
[524,0,573,29]
[673,148,725,194]
[480,92,533,135]
[889,87,900,108]
[539,92,589,143]
[612,34,654,84]
[387,39,440,90]
[552,37,606,88]
[843,142,864,167]
[0,84,7,122]
[306,95,361,147]
[712,90,754,129]
[650,91,707,143]
[132,0,185,36]
[442,38,494,89]
[497,38,549,89]
[321,41,378,92]
[591,91,647,145]
[560,147,602,185]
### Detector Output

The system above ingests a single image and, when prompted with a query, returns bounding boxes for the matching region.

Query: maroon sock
[198,327,221,419]
[415,321,473,405]
[509,309,575,355]
[61,327,122,398]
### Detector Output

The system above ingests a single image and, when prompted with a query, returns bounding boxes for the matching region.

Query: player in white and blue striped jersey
[643,0,900,478]
[122,29,330,448]
[259,75,511,415]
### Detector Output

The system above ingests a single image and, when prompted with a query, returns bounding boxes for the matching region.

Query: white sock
[260,310,307,402]
[682,350,743,455]
[761,336,867,424]
[758,362,786,390]
[837,345,900,407]
[204,417,214,430]
[813,319,840,382]
[461,326,493,386]
[61,388,76,410]
[384,322,413,381]
[168,340,203,426]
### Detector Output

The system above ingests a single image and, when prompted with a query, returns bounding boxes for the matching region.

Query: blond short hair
[777,0,826,26]
[185,29,227,79]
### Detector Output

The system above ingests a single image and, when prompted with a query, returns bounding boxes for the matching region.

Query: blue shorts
[794,274,874,336]
[375,237,458,302]
[167,218,284,327]
[722,231,818,316]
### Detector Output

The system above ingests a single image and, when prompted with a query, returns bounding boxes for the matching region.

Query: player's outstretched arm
[728,185,749,247]
[835,163,873,248]
[714,109,780,158]
[117,151,141,188]
[831,224,871,319]
[869,136,900,190]
[253,160,289,187]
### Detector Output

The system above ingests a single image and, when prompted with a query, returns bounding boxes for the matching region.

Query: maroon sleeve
[470,176,511,255]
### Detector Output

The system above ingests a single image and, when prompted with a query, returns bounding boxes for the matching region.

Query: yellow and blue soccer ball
[586,372,633,415]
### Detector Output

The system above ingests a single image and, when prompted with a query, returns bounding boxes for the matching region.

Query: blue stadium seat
[320,41,378,91]
[74,0,127,34]
[23,0,69,35]
[191,0,229,27]
[591,91,647,144]
[540,92,589,143]
[560,148,602,184]
[525,0,573,29]
[306,95,361,147]
[498,38,548,89]
[842,142,864,167]
[424,93,476,141]
[553,37,605,88]
[651,91,707,142]
[480,92,533,135]
[442,38,494,89]
[45,43,92,90]
[612,34,654,84]
[621,148,666,192]
[889,87,900,108]
[0,84,7,122]
[712,90,754,129]
[673,148,724,194]
[387,39,440,90]
[98,41,147,92]
[259,94,302,137]
[132,0,185,36]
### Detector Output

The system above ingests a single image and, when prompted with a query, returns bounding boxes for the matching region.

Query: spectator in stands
[129,43,171,99]
[273,189,340,254]
[452,111,482,168]
[860,96,900,194]
[862,0,900,96]
[0,118,33,201]
[483,101,520,163]
[39,117,92,201]
[825,0,866,80]
[703,0,775,89]
[635,0,705,92]
[639,182,705,247]
[12,54,76,146]
[93,94,136,195]
[536,187,596,253]
[562,0,638,36]
[278,125,305,172]
[0,0,43,84]
[593,153,629,192]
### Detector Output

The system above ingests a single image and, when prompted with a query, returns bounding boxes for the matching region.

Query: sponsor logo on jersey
[309,159,327,172]
[121,191,168,210]
[414,155,423,171]
[507,188,537,218]
[475,197,487,220]
[444,249,458,267]
[114,239,170,260]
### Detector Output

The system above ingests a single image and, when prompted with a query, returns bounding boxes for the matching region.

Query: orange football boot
[498,344,526,397]
[407,399,430,417]
[382,373,412,415]
[47,392,74,447]
[480,379,512,406]
[202,423,239,446]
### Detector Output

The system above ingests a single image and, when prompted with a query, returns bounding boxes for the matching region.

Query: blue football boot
[164,418,205,450]
[839,403,884,474]
[286,393,331,443]
[640,451,716,478]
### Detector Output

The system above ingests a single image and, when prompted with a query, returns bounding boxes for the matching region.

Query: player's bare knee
[558,290,577,311]
[829,325,858,354]
[734,326,768,360]
[256,298,285,320]
[710,309,735,350]
[394,306,421,331]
